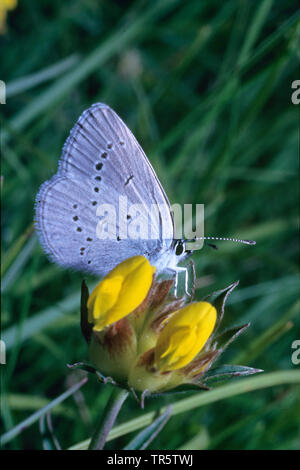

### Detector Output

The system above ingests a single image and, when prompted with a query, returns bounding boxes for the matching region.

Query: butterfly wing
[35,103,174,276]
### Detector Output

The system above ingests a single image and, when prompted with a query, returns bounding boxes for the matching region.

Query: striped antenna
[191,236,256,246]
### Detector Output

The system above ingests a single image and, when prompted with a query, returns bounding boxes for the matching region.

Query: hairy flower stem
[88,388,129,450]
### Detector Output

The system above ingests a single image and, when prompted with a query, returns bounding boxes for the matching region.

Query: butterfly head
[174,239,192,260]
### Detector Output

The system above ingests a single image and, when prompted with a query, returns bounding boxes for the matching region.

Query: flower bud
[87,255,155,331]
[80,256,257,396]
[154,302,217,372]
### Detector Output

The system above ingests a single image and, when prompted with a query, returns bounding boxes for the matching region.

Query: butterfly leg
[186,259,196,301]
[166,267,181,298]
[171,266,191,298]
[173,260,196,299]
[174,267,182,298]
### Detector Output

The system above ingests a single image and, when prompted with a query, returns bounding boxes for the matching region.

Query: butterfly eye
[175,240,185,256]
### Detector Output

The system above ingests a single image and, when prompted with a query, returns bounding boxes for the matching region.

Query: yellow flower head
[155,302,217,372]
[81,256,255,395]
[87,255,156,331]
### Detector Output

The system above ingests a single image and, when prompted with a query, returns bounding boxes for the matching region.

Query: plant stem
[88,388,129,450]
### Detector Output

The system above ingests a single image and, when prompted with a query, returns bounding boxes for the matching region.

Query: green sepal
[202,364,263,384]
[212,323,250,352]
[67,361,97,374]
[203,281,239,334]
[161,382,210,393]
[129,381,210,408]
[146,382,210,398]
[67,362,121,387]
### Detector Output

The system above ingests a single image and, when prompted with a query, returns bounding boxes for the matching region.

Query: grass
[1,0,299,450]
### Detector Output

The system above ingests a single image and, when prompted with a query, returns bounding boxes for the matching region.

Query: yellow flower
[154,302,217,372]
[0,0,17,34]
[87,255,156,331]
[81,256,255,395]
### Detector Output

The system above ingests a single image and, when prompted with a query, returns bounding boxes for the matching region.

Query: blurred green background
[1,0,299,450]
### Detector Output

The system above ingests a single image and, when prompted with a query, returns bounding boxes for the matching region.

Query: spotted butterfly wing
[35,103,175,276]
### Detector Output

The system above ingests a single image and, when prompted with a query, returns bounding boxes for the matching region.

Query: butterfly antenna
[192,236,256,246]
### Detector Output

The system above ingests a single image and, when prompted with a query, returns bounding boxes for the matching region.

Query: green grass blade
[0,378,87,446]
[69,371,300,450]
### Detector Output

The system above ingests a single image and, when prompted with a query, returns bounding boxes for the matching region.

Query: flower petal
[88,256,155,331]
[155,302,217,372]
